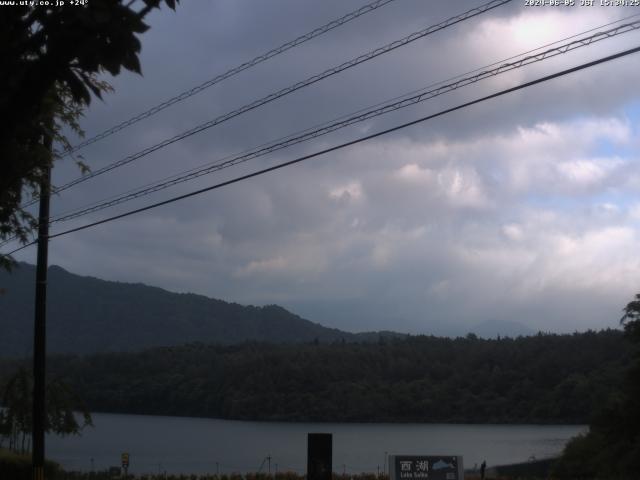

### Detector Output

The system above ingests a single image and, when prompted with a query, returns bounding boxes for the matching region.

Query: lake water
[46,413,586,475]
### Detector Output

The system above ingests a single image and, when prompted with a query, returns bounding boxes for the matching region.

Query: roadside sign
[389,455,463,480]
[121,452,130,468]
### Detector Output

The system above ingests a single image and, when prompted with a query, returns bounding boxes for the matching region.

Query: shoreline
[79,409,591,427]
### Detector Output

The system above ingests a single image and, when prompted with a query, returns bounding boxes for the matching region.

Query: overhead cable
[2,12,637,250]
[59,0,400,156]
[48,20,640,224]
[5,43,639,257]
[24,0,511,208]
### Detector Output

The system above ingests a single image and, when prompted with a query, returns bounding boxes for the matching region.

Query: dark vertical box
[307,433,332,480]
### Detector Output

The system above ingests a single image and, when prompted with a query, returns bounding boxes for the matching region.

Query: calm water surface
[47,413,586,475]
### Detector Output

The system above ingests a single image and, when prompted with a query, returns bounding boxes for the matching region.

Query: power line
[7,11,637,238]
[23,0,511,208]
[58,0,399,157]
[3,14,639,249]
[47,20,640,224]
[5,44,639,257]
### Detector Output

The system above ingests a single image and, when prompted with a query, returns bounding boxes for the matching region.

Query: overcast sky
[12,0,640,335]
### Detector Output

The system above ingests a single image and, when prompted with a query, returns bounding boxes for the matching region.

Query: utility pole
[384,452,387,476]
[267,455,271,475]
[32,135,52,480]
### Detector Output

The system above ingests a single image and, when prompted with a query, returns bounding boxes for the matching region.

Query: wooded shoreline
[1,330,628,425]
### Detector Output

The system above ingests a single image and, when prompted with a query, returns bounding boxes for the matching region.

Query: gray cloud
[13,0,640,336]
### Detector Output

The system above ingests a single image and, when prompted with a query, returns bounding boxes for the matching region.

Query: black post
[32,155,51,480]
[307,433,332,480]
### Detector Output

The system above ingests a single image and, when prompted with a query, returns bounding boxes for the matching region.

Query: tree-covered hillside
[553,295,640,478]
[0,263,358,355]
[0,330,629,424]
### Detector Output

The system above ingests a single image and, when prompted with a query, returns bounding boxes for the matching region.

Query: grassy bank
[0,448,62,480]
[0,465,537,480]
[490,457,556,478]
[1,448,554,480]
[27,474,524,480]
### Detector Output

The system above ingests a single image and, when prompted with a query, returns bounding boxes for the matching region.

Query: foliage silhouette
[0,367,92,453]
[554,294,640,478]
[0,0,179,270]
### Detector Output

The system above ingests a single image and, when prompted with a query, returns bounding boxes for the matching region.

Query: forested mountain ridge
[0,329,629,424]
[0,263,359,355]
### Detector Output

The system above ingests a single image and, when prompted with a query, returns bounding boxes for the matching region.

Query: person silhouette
[480,460,486,480]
